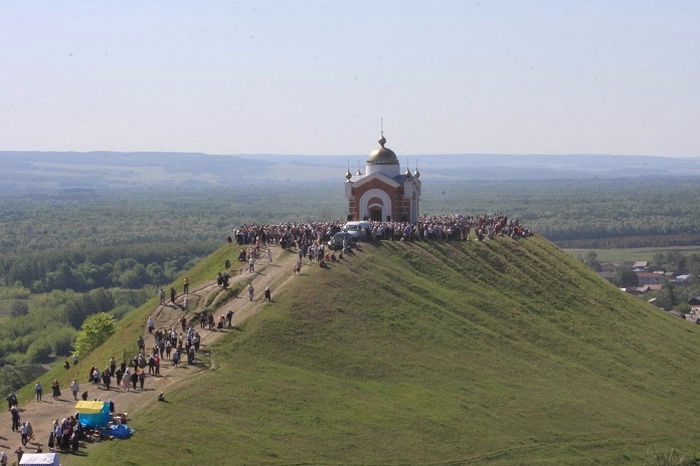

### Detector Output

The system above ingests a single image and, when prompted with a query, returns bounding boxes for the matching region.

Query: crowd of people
[6,385,83,458]
[231,214,533,250]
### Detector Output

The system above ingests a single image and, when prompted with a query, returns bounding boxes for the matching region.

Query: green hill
[71,237,700,465]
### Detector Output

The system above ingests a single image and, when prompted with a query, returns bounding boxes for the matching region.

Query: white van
[343,221,372,240]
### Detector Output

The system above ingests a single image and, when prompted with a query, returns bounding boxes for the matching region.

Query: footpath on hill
[0,244,301,461]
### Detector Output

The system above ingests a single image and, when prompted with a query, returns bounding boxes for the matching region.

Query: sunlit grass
[59,237,700,465]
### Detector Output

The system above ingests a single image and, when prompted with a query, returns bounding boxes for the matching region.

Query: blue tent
[101,423,133,439]
[75,400,110,428]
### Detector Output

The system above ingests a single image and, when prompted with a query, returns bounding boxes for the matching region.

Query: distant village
[595,259,699,320]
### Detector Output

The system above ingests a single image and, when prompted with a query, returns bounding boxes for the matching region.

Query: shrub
[46,327,77,356]
[26,339,53,363]
[73,312,116,358]
[10,300,29,317]
[0,365,35,395]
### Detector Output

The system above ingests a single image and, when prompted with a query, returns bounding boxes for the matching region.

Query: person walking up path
[70,379,79,400]
[34,382,42,402]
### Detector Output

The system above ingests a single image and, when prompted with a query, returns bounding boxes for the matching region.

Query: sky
[1,1,698,157]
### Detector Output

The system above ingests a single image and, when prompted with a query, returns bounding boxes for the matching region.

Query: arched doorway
[359,189,392,222]
[367,197,383,221]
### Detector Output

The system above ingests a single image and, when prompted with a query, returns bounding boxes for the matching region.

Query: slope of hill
[47,236,700,465]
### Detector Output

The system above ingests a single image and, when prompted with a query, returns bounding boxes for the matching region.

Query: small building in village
[636,271,665,286]
[344,132,422,223]
[689,297,700,314]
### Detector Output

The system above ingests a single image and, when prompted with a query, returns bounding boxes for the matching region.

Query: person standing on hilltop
[248,256,255,273]
[51,380,61,400]
[170,287,176,304]
[10,405,20,432]
[70,379,79,400]
[20,422,29,446]
[6,392,17,409]
[102,367,112,390]
[247,282,254,301]
[158,288,165,305]
[180,315,187,332]
[183,276,189,294]
[122,368,130,391]
[130,370,138,391]
[115,366,124,389]
[267,247,273,264]
[34,381,42,402]
[199,308,208,329]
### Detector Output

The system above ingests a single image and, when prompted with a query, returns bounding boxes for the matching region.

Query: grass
[563,245,700,263]
[49,237,700,465]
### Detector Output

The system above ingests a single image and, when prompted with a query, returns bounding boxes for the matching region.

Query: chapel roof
[367,133,399,165]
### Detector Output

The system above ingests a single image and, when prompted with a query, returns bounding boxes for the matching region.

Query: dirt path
[0,245,300,459]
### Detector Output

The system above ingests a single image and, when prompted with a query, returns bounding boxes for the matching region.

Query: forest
[429,177,700,247]
[1,174,700,393]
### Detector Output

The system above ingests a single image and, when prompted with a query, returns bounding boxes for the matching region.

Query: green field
[564,245,700,263]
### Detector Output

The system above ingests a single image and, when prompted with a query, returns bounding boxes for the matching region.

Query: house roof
[599,262,619,272]
[636,272,663,278]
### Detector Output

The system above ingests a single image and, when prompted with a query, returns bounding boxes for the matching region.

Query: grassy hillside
[69,237,700,465]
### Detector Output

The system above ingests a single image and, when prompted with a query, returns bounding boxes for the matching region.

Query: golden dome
[367,133,399,165]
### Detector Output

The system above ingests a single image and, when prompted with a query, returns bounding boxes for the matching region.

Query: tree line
[0,241,214,292]
[0,286,149,367]
[2,179,700,255]
[430,177,700,247]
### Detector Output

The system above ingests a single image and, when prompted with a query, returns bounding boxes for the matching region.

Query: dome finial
[378,117,386,147]
[345,161,352,180]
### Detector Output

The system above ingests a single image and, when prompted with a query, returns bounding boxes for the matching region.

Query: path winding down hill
[0,245,299,459]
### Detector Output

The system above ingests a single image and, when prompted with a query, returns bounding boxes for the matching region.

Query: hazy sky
[1,1,698,156]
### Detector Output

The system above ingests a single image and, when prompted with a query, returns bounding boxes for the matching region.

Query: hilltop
[14,235,700,465]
